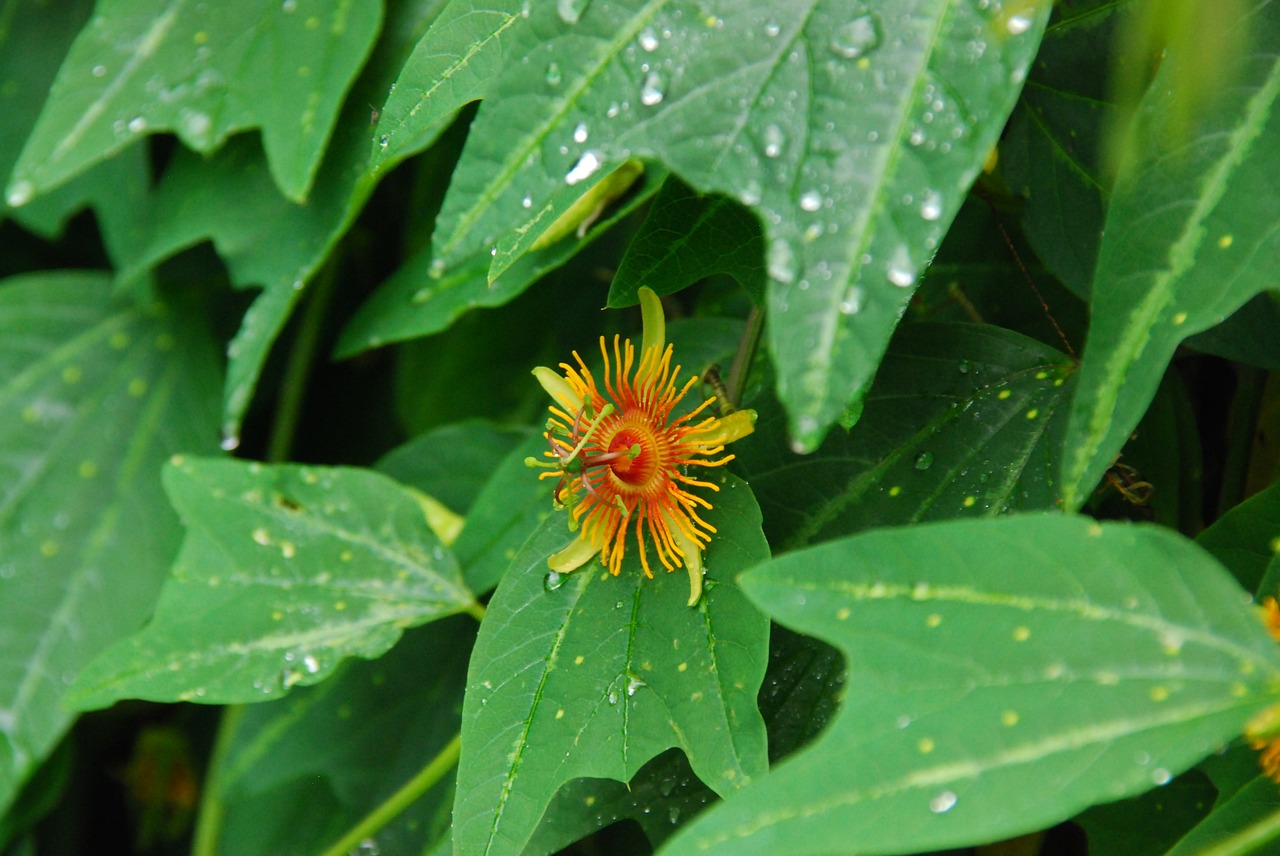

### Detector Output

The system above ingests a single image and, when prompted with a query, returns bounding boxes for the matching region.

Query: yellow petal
[638,286,665,363]
[687,409,757,448]
[661,507,704,606]
[532,366,583,412]
[548,534,602,573]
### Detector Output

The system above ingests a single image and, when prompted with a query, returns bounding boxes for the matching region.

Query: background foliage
[3,0,1280,854]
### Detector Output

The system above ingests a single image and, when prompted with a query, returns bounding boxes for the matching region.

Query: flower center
[605,422,660,487]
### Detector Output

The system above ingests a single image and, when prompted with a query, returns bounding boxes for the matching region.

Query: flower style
[528,287,755,606]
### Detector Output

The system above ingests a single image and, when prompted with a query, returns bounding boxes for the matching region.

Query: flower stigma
[527,287,755,606]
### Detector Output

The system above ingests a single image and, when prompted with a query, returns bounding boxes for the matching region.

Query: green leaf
[1001,0,1120,297]
[109,0,453,446]
[662,514,1280,856]
[0,271,221,816]
[423,0,1048,452]
[1060,3,1280,509]
[215,616,475,856]
[335,166,664,358]
[375,419,531,517]
[1074,770,1215,856]
[1166,775,1280,856]
[608,177,765,307]
[67,459,479,708]
[452,471,769,855]
[1186,292,1280,372]
[1198,480,1280,597]
[450,431,554,594]
[5,0,381,205]
[734,323,1074,550]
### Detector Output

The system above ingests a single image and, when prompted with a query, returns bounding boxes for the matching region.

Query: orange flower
[529,287,755,606]
[1248,597,1280,782]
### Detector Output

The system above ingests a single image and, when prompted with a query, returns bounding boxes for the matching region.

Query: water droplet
[799,190,822,212]
[638,28,659,51]
[887,245,916,287]
[920,189,942,221]
[557,0,589,23]
[1151,768,1172,786]
[957,359,971,374]
[640,71,665,106]
[839,286,864,315]
[668,806,680,824]
[545,61,563,86]
[6,180,34,208]
[544,571,565,591]
[764,21,781,37]
[763,123,785,158]
[521,195,533,208]
[1006,14,1033,34]
[127,116,147,133]
[572,122,588,143]
[914,451,934,471]
[220,433,241,451]
[281,0,297,11]
[768,238,796,283]
[626,674,646,696]
[830,14,882,59]
[565,149,602,185]
[303,654,320,673]
[607,690,619,705]
[91,64,107,78]
[428,258,446,279]
[929,791,957,813]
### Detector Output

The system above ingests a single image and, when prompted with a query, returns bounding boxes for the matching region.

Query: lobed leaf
[452,471,769,855]
[1060,2,1280,508]
[5,0,380,205]
[735,322,1074,550]
[67,459,479,708]
[422,0,1049,451]
[662,514,1280,855]
[0,271,221,816]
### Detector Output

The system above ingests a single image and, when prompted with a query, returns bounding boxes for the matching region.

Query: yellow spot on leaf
[963,496,975,508]
[555,709,565,719]
[926,613,942,628]
[128,378,148,397]
[574,655,585,665]
[918,738,935,753]
[888,485,901,497]
[1172,312,1187,325]
[677,662,688,672]
[1025,408,1039,420]
[280,541,296,558]
[837,607,851,620]
[79,460,98,479]
[62,365,81,383]
[1001,710,1019,726]
[272,610,283,620]
[40,541,59,557]
[1150,685,1170,702]
[1034,371,1048,380]
[252,528,271,546]
[1013,626,1031,641]
[1218,234,1233,248]
[997,389,1011,400]
[193,30,208,44]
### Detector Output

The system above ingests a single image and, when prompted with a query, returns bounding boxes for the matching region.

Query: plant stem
[191,703,245,856]
[1217,364,1265,522]
[318,732,463,856]
[265,260,341,464]
[466,600,487,622]
[726,306,764,408]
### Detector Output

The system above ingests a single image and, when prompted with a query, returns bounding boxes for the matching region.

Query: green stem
[191,703,245,856]
[726,306,764,408]
[466,600,487,622]
[265,260,341,464]
[318,732,463,856]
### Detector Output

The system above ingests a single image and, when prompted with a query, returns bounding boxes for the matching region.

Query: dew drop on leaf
[638,28,659,51]
[572,122,588,143]
[640,71,665,106]
[887,245,916,287]
[545,60,563,86]
[914,451,934,471]
[763,123,785,158]
[6,179,34,208]
[920,189,942,221]
[799,190,822,212]
[544,570,564,591]
[565,150,602,185]
[929,791,957,813]
[829,13,882,59]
